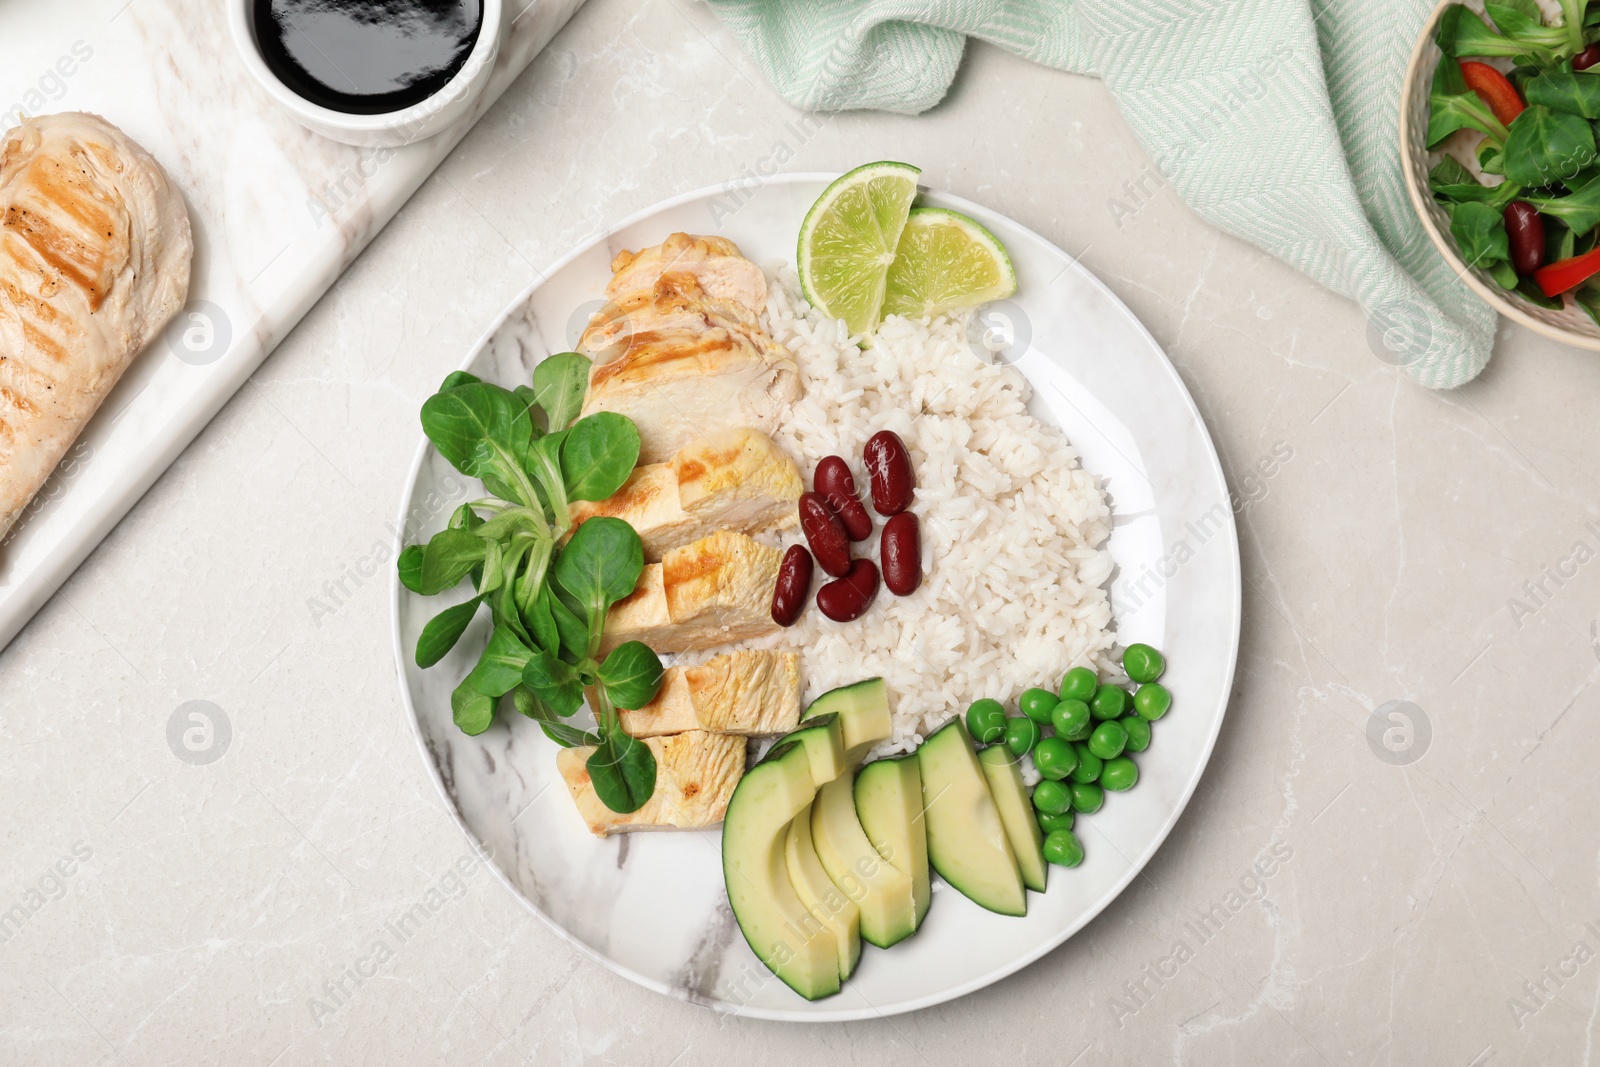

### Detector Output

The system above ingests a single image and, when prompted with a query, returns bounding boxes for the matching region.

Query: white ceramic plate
[390,174,1241,1021]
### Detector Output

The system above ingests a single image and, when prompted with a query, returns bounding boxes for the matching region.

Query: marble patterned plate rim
[389,173,1242,1021]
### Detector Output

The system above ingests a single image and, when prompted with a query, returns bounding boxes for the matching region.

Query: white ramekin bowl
[227,0,502,148]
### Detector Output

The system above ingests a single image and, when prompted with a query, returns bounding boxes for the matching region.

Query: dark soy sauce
[253,0,484,115]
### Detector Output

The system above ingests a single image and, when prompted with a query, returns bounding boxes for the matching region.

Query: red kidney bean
[863,430,914,516]
[798,492,851,577]
[816,558,880,622]
[813,455,873,541]
[771,545,813,626]
[813,455,855,501]
[1505,201,1545,276]
[1576,44,1600,71]
[834,495,873,542]
[880,512,921,596]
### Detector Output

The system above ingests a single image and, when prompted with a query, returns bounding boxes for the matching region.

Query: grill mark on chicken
[574,466,670,520]
[3,181,122,312]
[671,440,741,484]
[17,317,69,366]
[36,153,120,236]
[588,330,741,389]
[664,537,729,588]
[0,384,38,418]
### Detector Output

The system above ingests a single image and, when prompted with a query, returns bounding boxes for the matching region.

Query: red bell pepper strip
[1460,61,1526,126]
[1534,247,1600,297]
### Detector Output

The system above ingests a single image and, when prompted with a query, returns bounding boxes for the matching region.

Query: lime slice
[798,161,922,336]
[882,207,1017,320]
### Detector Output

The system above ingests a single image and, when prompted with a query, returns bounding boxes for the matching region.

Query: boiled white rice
[742,266,1116,754]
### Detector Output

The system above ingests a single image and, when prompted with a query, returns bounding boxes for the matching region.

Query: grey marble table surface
[5,1,1599,1063]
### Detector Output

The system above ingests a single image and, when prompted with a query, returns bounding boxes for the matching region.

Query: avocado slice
[977,744,1048,893]
[855,754,931,928]
[779,712,847,787]
[803,678,892,765]
[918,719,1026,916]
[722,741,840,1000]
[786,800,862,980]
[809,773,918,947]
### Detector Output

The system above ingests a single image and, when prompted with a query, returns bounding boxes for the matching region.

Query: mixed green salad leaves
[400,354,664,814]
[1429,0,1600,318]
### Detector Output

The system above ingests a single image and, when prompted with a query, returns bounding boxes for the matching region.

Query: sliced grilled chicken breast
[605,232,766,317]
[672,428,802,530]
[0,113,192,541]
[579,274,800,464]
[556,730,745,836]
[617,650,800,738]
[601,530,782,654]
[567,428,801,560]
[580,328,801,464]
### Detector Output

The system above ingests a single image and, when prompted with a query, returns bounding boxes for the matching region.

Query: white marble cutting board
[0,0,585,651]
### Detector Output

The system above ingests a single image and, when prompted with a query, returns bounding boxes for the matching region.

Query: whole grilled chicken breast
[0,113,193,541]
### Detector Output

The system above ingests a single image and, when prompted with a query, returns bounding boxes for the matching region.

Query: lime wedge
[882,207,1017,320]
[798,161,922,336]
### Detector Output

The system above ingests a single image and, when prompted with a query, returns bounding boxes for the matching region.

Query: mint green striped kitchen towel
[703,0,1495,388]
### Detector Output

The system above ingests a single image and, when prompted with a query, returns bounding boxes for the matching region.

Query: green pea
[966,698,1007,744]
[1088,720,1127,760]
[1020,687,1059,724]
[1069,743,1102,783]
[1005,715,1041,757]
[1121,715,1151,753]
[1091,683,1127,720]
[1134,682,1172,721]
[1037,810,1075,835]
[1058,666,1098,703]
[1033,737,1079,780]
[1123,643,1165,684]
[1101,756,1139,792]
[1032,779,1072,815]
[1051,698,1092,741]
[1069,782,1104,814]
[1042,829,1085,867]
